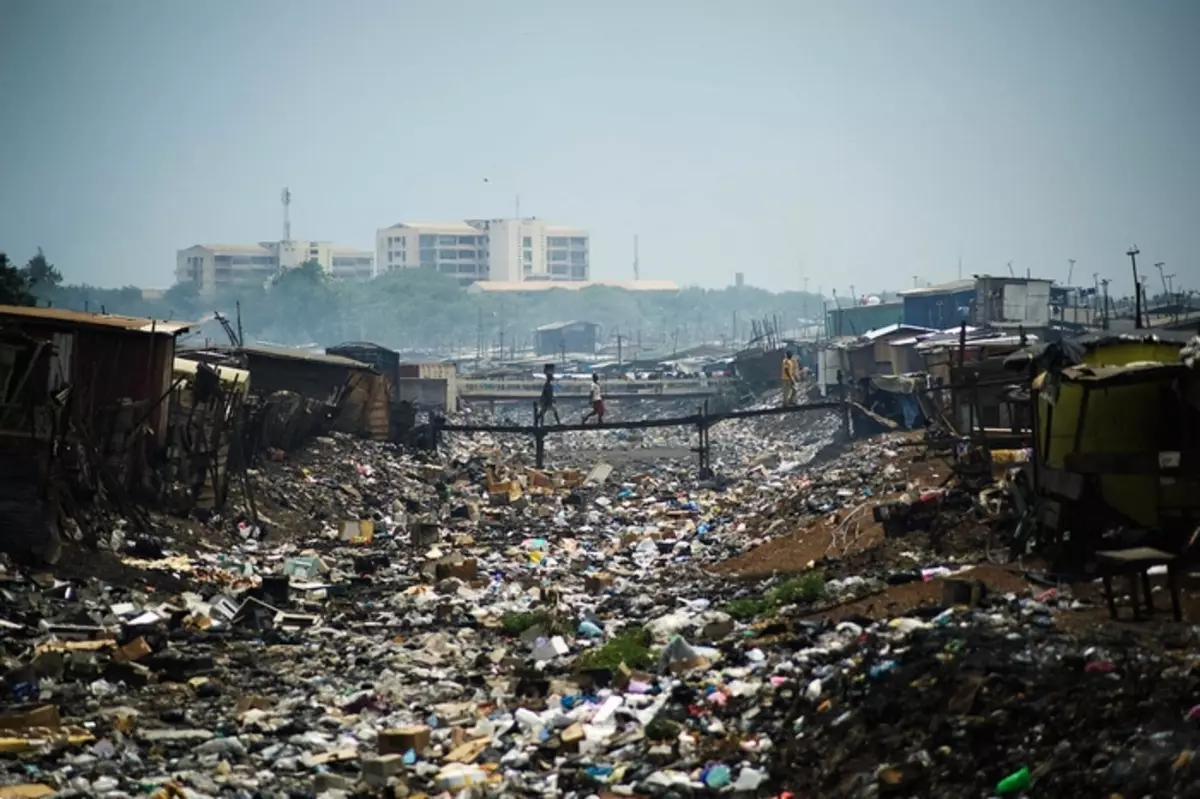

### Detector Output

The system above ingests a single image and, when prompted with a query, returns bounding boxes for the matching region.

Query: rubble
[2,395,1199,799]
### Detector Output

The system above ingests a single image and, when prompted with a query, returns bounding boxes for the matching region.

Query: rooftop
[185,243,271,255]
[535,320,600,332]
[383,221,481,234]
[0,305,191,335]
[897,278,977,297]
[861,323,936,341]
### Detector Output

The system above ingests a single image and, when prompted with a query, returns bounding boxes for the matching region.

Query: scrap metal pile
[0,413,1197,798]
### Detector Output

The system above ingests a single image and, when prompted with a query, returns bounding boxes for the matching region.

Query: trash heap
[1,421,1197,798]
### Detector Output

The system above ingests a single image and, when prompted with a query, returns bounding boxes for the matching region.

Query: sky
[1,0,1198,296]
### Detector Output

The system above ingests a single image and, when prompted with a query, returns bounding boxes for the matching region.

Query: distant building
[535,321,599,357]
[375,218,589,285]
[176,240,374,296]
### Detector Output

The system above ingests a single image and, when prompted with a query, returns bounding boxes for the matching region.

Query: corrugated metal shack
[0,305,189,446]
[396,362,458,410]
[0,305,191,560]
[327,342,401,398]
[899,279,976,330]
[181,344,391,443]
[824,302,904,338]
[535,321,599,357]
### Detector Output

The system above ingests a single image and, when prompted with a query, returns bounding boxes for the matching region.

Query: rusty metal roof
[0,305,190,335]
[216,343,376,370]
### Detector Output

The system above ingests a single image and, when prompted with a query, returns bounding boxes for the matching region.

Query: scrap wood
[0,726,94,754]
[0,785,55,799]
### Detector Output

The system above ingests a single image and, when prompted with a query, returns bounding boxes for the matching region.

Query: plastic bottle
[996,766,1031,794]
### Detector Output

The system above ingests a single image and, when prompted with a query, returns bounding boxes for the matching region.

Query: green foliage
[24,248,62,299]
[0,253,35,306]
[500,610,554,635]
[576,626,655,671]
[723,571,826,620]
[0,248,827,353]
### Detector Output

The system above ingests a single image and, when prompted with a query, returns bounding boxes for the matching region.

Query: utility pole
[1127,246,1142,329]
[476,306,483,364]
[1067,258,1076,285]
[1006,261,1015,277]
[616,331,625,367]
[1155,262,1168,303]
[802,276,810,336]
[1101,278,1111,330]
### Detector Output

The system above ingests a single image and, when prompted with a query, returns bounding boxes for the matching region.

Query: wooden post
[532,401,546,469]
[838,370,851,439]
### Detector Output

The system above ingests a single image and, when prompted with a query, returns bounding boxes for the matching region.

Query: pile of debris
[0,406,1196,798]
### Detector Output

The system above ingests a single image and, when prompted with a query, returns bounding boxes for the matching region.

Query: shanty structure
[0,305,191,562]
[899,279,976,330]
[180,344,391,441]
[824,302,903,338]
[535,321,599,357]
[0,305,189,446]
[327,342,402,397]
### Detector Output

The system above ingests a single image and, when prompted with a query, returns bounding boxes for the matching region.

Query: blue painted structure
[900,279,976,329]
[825,302,904,337]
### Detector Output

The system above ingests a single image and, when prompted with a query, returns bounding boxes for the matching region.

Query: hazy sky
[1,0,1197,295]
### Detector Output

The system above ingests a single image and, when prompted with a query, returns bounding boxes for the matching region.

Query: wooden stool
[1094,547,1183,622]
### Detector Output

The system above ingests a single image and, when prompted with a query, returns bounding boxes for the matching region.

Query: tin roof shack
[0,305,189,447]
[327,342,401,398]
[824,302,904,338]
[836,325,937,390]
[972,275,1053,334]
[0,307,189,559]
[1032,357,1200,566]
[396,362,458,410]
[192,345,390,443]
[919,330,1036,444]
[899,280,976,330]
[535,321,599,358]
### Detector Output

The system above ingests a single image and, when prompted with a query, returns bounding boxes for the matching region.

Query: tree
[23,247,62,291]
[163,281,201,320]
[0,252,35,306]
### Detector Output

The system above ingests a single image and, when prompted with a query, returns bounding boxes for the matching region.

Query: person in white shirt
[582,373,606,424]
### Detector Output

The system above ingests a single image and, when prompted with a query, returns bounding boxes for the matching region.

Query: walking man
[539,364,561,425]
[582,373,605,425]
[781,350,798,407]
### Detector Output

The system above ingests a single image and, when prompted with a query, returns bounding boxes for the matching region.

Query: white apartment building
[176,240,375,296]
[375,218,589,284]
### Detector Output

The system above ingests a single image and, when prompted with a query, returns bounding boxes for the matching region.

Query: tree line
[0,250,828,357]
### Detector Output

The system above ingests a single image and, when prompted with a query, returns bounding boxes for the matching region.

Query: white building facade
[375,218,589,284]
[176,240,375,296]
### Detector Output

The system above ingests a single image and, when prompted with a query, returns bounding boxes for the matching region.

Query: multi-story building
[176,240,375,296]
[375,218,589,284]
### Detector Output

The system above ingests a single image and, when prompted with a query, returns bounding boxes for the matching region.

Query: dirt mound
[810,564,1033,622]
[710,513,886,578]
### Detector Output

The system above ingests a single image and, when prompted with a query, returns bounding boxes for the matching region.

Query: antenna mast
[281,187,292,242]
[633,234,640,281]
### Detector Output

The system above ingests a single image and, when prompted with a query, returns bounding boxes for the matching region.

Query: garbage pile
[776,621,1200,798]
[1,413,1195,798]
